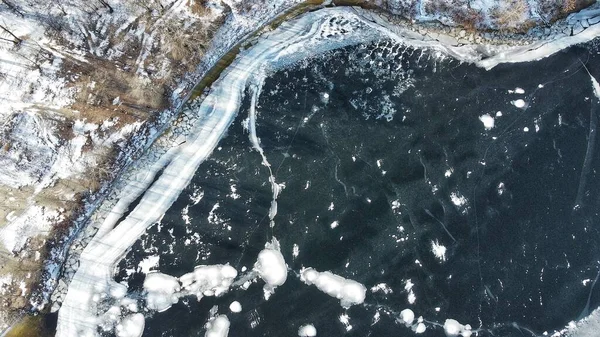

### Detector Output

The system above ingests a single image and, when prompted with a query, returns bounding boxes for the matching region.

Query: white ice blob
[479,114,495,130]
[205,315,230,337]
[443,319,472,337]
[143,273,180,312]
[512,99,526,108]
[229,301,242,313]
[179,264,237,299]
[431,240,447,262]
[255,239,288,294]
[400,309,415,325]
[300,268,366,308]
[298,324,317,336]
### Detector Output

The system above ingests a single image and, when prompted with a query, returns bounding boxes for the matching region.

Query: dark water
[115,39,600,336]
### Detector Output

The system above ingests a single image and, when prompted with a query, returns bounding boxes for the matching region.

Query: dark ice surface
[115,39,600,337]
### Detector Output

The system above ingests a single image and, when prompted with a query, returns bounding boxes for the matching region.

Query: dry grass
[187,0,211,16]
[492,0,532,31]
[561,0,595,15]
[495,0,528,27]
[73,62,167,112]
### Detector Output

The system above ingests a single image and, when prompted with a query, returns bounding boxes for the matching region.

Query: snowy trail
[56,5,600,337]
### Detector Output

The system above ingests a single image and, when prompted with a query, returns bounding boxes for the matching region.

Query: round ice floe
[479,114,494,130]
[512,99,526,108]
[298,324,317,336]
[400,309,414,325]
[115,313,145,337]
[255,248,288,288]
[415,322,427,333]
[229,301,242,313]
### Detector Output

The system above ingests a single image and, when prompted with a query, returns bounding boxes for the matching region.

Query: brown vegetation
[491,0,535,32]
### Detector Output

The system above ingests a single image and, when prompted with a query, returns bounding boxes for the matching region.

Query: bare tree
[0,24,21,45]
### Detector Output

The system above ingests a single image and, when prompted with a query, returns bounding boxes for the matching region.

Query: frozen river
[54,6,600,337]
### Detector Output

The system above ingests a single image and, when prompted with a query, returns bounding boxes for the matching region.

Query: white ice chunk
[450,192,467,207]
[400,309,415,325]
[431,240,447,262]
[479,114,495,130]
[143,273,181,312]
[179,264,237,299]
[115,313,145,337]
[415,322,427,333]
[205,315,230,337]
[138,255,160,274]
[444,319,472,337]
[229,301,242,313]
[300,268,366,308]
[298,324,317,336]
[512,99,526,108]
[254,239,288,293]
